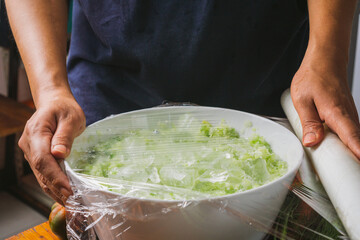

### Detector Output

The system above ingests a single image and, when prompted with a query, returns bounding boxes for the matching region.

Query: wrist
[302,42,349,79]
[30,70,74,108]
[35,87,75,109]
[306,40,349,64]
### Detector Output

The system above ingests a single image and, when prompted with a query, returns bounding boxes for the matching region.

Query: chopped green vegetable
[69,115,287,200]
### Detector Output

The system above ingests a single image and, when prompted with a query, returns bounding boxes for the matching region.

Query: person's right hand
[18,91,86,205]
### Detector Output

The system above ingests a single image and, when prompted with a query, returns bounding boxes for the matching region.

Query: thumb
[51,120,77,159]
[294,100,324,147]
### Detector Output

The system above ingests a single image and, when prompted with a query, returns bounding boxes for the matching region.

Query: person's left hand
[290,46,360,161]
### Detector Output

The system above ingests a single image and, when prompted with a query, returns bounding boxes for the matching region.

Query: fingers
[22,153,63,204]
[291,55,360,161]
[51,114,85,159]
[325,108,360,160]
[51,120,75,159]
[293,94,360,161]
[18,98,86,205]
[292,97,325,147]
[22,132,73,204]
[19,115,73,205]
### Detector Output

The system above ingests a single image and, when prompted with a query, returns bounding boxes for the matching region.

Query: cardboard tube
[281,89,360,240]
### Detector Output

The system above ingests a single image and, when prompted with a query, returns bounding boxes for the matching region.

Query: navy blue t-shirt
[67,0,308,125]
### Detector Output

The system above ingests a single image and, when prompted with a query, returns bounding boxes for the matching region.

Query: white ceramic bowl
[65,106,304,240]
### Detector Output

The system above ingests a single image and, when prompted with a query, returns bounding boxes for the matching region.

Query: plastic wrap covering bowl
[64,106,304,240]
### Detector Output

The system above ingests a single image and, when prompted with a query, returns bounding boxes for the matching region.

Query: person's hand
[18,91,86,204]
[291,47,360,161]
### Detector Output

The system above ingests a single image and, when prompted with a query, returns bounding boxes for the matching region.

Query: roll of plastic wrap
[281,89,360,240]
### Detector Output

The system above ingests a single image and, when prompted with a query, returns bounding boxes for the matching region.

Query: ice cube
[243,158,270,183]
[110,165,148,183]
[198,169,229,183]
[148,167,161,183]
[159,166,196,188]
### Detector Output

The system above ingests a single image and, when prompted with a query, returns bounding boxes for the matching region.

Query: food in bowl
[68,114,287,200]
[65,107,304,240]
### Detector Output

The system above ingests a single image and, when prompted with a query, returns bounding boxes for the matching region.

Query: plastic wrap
[281,89,360,240]
[64,106,350,240]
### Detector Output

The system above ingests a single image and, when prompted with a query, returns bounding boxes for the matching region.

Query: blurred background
[0,0,359,239]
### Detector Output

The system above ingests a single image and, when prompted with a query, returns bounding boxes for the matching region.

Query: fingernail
[60,188,72,204]
[53,145,67,154]
[60,187,72,198]
[304,132,316,145]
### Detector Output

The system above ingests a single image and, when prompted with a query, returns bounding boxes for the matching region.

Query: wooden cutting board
[6,221,60,240]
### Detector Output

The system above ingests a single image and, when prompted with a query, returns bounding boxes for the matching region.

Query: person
[5,0,360,205]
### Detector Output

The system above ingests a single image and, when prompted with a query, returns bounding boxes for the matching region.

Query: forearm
[291,0,360,161]
[5,0,71,107]
[307,0,357,67]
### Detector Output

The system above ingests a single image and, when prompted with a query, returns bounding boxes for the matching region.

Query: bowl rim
[65,105,304,203]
